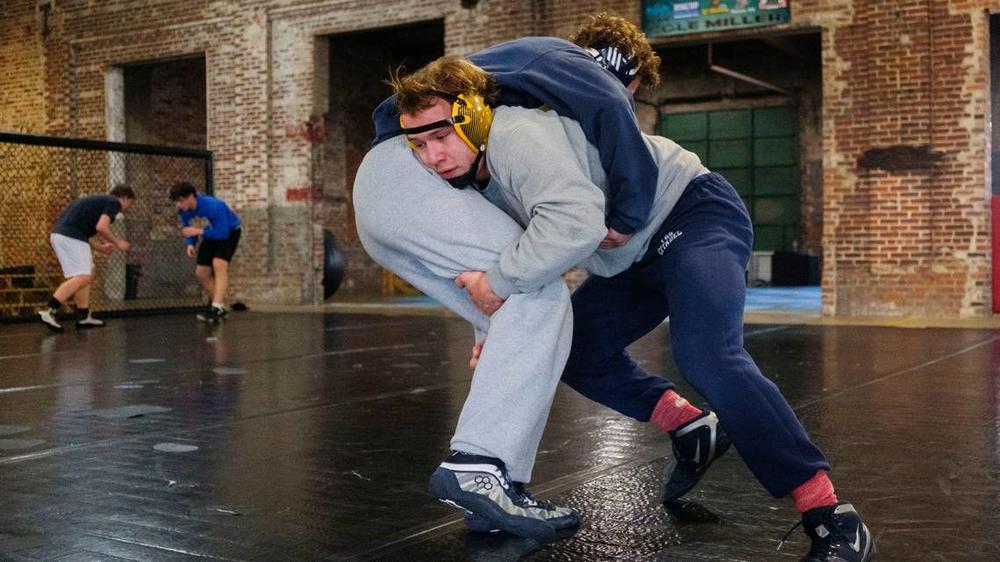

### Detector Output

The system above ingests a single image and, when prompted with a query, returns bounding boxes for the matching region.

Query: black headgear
[587,44,639,88]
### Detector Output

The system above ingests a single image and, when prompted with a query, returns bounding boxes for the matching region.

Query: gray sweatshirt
[482,106,707,299]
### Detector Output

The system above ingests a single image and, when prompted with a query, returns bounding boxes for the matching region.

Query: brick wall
[1,3,58,281]
[1,0,997,317]
[0,1,46,133]
[124,58,207,150]
[810,0,996,316]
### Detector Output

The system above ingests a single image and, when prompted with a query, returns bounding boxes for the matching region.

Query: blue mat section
[745,286,821,312]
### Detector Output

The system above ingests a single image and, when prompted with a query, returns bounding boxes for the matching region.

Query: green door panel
[684,141,709,163]
[708,139,751,167]
[753,107,796,137]
[663,112,707,141]
[754,166,799,195]
[754,196,800,224]
[754,225,783,251]
[709,110,751,139]
[754,137,797,166]
[719,168,752,197]
[662,106,801,254]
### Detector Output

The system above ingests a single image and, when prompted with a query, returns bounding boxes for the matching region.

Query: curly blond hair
[570,13,661,90]
[388,56,499,116]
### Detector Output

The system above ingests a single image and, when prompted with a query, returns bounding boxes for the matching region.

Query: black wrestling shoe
[790,502,877,561]
[662,410,731,501]
[197,306,225,323]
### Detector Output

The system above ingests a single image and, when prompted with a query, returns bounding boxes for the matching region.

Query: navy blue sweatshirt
[371,37,658,236]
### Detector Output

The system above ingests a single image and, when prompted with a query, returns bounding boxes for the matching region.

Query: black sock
[445,450,503,466]
[47,296,62,310]
[77,308,89,319]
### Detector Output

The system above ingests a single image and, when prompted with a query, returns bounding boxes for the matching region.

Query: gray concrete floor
[0,311,998,561]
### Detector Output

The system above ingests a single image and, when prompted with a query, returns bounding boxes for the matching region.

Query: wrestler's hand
[470,340,484,369]
[181,226,203,238]
[99,241,115,256]
[186,245,196,258]
[599,227,632,249]
[455,271,504,317]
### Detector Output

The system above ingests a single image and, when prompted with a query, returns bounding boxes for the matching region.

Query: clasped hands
[455,225,629,316]
[458,226,629,367]
[455,271,500,370]
[455,271,504,317]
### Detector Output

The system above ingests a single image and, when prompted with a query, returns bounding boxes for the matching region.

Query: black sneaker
[662,410,732,502]
[428,452,580,542]
[197,306,224,323]
[793,502,877,561]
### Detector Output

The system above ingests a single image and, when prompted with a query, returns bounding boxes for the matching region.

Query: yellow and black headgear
[400,92,493,152]
[399,93,494,189]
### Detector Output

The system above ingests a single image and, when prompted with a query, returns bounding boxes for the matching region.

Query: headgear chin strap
[400,92,494,189]
[587,44,639,88]
[444,151,487,190]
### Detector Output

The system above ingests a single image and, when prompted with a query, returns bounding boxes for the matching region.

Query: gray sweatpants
[353,137,573,482]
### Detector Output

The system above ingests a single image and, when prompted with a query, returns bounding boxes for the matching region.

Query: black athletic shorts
[196,227,241,266]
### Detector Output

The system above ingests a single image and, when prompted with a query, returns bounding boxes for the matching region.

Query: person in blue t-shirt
[170,182,241,322]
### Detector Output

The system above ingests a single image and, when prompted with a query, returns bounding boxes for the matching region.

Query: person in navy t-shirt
[38,184,135,332]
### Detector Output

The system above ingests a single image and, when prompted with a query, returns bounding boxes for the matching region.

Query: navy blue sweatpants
[562,172,830,497]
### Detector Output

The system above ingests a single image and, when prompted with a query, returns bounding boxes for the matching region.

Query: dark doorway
[123,57,207,149]
[120,56,207,301]
[328,20,443,172]
[322,20,444,296]
[656,33,822,287]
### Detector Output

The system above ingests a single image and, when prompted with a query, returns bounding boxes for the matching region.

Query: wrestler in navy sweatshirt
[371,37,658,237]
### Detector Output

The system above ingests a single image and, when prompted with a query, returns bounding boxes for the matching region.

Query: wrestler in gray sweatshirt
[353,136,573,483]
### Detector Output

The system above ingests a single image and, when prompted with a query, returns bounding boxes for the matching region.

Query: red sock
[791,470,838,513]
[650,390,703,432]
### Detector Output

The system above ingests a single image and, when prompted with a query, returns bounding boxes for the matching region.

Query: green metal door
[662,106,799,252]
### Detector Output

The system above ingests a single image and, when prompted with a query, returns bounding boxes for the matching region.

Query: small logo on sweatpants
[656,231,683,255]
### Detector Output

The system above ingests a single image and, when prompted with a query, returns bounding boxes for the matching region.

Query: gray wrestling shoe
[428,452,580,542]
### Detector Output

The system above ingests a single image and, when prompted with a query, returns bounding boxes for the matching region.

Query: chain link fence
[0,132,213,320]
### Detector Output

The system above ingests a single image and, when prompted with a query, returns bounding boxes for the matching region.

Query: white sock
[212,302,225,310]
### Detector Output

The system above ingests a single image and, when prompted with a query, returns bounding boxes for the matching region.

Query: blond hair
[389,56,499,116]
[570,13,661,90]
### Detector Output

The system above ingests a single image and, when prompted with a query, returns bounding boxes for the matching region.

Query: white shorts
[50,233,92,278]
